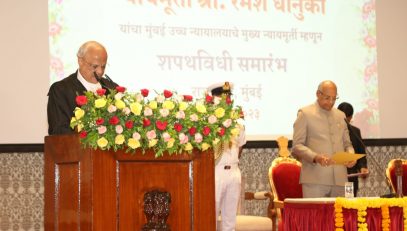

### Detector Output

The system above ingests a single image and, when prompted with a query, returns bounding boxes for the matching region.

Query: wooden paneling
[44,134,215,230]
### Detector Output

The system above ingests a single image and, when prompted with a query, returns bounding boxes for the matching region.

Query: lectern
[44,134,216,230]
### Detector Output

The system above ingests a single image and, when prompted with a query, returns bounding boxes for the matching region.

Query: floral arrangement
[334,197,407,231]
[69,86,243,157]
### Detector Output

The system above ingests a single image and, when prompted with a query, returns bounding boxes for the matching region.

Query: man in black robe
[338,102,369,197]
[47,41,118,135]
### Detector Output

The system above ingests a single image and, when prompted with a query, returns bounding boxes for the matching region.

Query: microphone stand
[344,119,395,197]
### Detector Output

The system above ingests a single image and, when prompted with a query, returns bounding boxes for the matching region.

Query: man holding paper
[292,80,356,198]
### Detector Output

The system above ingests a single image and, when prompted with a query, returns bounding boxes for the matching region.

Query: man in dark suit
[338,102,369,197]
[47,41,118,135]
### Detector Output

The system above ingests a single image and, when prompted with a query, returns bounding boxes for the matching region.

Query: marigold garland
[334,197,407,231]
[381,205,390,231]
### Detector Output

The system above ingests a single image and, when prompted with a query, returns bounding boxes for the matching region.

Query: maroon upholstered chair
[268,137,302,231]
[385,159,407,196]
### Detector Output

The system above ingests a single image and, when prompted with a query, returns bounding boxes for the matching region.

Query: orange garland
[334,197,407,231]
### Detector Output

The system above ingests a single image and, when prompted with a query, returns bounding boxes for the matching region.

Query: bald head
[316,80,338,111]
[77,41,108,84]
[317,80,337,92]
[77,41,107,58]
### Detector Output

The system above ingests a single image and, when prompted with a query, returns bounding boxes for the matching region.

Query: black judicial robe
[47,71,118,135]
[347,123,368,196]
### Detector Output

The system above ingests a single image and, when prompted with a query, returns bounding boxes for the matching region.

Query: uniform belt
[224,165,231,170]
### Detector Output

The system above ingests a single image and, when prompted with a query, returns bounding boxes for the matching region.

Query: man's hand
[313,154,334,167]
[344,160,357,168]
[360,167,369,178]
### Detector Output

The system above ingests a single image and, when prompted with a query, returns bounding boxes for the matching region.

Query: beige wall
[377,0,407,138]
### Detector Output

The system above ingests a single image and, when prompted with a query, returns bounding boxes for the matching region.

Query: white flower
[115,125,123,134]
[114,92,124,100]
[222,119,232,128]
[190,114,199,122]
[98,126,107,134]
[144,107,153,116]
[208,115,217,124]
[123,107,131,115]
[160,108,170,117]
[162,132,171,142]
[179,133,189,144]
[108,105,117,113]
[156,95,165,103]
[132,132,141,140]
[176,111,185,119]
[147,130,157,139]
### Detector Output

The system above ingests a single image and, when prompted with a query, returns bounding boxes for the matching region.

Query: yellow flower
[74,107,85,120]
[167,138,175,148]
[128,138,140,149]
[97,137,108,148]
[162,100,175,110]
[184,142,193,151]
[212,138,220,146]
[230,110,240,119]
[149,101,158,109]
[95,98,107,108]
[115,99,125,109]
[201,142,210,151]
[130,102,142,115]
[196,103,207,113]
[179,102,188,111]
[215,108,225,118]
[77,123,83,132]
[231,127,240,137]
[149,139,158,147]
[115,134,125,145]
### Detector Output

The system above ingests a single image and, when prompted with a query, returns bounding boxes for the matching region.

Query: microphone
[94,72,112,93]
[104,73,114,83]
[93,71,103,83]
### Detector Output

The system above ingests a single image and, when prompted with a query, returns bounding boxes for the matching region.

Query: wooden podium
[44,134,216,230]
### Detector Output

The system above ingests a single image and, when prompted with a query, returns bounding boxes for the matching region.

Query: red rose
[109,116,120,125]
[96,88,106,96]
[156,120,168,130]
[202,126,210,136]
[116,86,126,93]
[163,90,173,98]
[79,130,87,138]
[183,95,193,102]
[143,118,151,127]
[218,127,226,136]
[141,88,149,97]
[75,95,87,106]
[174,123,183,132]
[226,96,232,105]
[189,127,197,136]
[205,95,213,103]
[125,120,134,129]
[240,110,245,119]
[96,118,104,125]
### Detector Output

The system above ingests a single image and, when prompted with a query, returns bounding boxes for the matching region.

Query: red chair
[268,137,302,231]
[385,159,407,196]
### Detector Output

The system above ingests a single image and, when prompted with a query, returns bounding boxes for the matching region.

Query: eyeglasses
[318,90,339,102]
[82,58,107,71]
